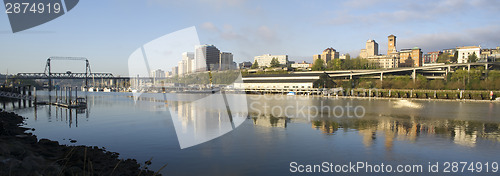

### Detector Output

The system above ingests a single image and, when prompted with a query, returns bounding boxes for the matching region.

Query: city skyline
[1,0,500,76]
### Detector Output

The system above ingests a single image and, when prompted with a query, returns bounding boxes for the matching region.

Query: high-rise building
[171,66,178,76]
[313,48,339,65]
[178,60,187,76]
[182,52,195,74]
[387,35,397,55]
[194,45,220,72]
[254,54,288,68]
[219,52,234,70]
[360,40,379,58]
[150,69,165,78]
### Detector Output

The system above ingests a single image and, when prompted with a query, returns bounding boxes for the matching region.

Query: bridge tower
[44,57,92,91]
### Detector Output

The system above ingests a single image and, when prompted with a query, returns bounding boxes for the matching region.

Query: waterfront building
[366,55,399,69]
[358,36,399,68]
[219,52,234,71]
[425,51,441,63]
[182,52,195,74]
[423,54,431,63]
[442,48,457,56]
[387,35,397,55]
[457,46,481,63]
[239,61,253,69]
[480,47,500,62]
[171,66,178,76]
[178,60,187,76]
[253,54,288,68]
[291,61,312,70]
[360,40,378,58]
[313,48,339,66]
[399,47,423,67]
[195,45,221,71]
[339,54,348,60]
[150,69,165,78]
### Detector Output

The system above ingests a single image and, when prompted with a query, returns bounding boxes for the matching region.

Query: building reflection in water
[167,93,248,149]
[251,114,288,128]
[307,115,500,150]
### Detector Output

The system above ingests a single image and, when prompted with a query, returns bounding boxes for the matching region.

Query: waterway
[9,91,500,175]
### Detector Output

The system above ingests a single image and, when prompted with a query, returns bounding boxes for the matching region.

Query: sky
[1,0,499,76]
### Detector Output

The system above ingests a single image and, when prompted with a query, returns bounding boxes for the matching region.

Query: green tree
[437,53,451,63]
[450,51,458,63]
[468,52,478,63]
[270,57,281,67]
[345,53,351,60]
[327,59,342,70]
[312,59,325,71]
[251,60,259,69]
[429,80,445,90]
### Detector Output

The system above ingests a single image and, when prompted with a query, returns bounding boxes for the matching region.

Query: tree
[312,59,325,71]
[437,53,450,63]
[468,52,478,63]
[450,51,458,63]
[327,59,342,70]
[270,57,281,67]
[250,60,259,69]
[345,53,351,60]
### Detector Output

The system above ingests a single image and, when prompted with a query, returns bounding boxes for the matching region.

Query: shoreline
[0,110,161,175]
[246,93,500,103]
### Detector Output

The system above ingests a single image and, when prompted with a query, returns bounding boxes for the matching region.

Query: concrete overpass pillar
[412,69,416,82]
[380,72,383,81]
[468,64,470,72]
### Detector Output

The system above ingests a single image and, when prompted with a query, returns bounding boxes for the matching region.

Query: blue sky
[1,0,500,76]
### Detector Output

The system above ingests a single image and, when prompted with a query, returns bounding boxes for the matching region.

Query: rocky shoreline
[0,110,161,175]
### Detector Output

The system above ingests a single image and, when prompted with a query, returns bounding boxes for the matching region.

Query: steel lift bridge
[14,57,114,90]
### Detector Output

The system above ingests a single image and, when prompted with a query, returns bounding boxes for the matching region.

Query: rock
[38,138,59,146]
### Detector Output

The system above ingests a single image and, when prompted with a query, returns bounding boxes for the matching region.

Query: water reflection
[167,93,248,149]
[33,105,89,128]
[307,116,500,149]
[251,114,288,128]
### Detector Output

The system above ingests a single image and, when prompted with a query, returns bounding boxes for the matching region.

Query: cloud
[343,0,398,9]
[256,25,278,42]
[398,25,500,52]
[199,22,283,61]
[201,22,219,32]
[146,0,246,8]
[326,0,491,26]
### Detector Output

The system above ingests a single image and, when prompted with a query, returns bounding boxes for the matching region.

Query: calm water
[10,91,500,175]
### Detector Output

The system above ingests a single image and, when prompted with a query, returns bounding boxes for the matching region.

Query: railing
[0,91,34,101]
[14,72,114,79]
